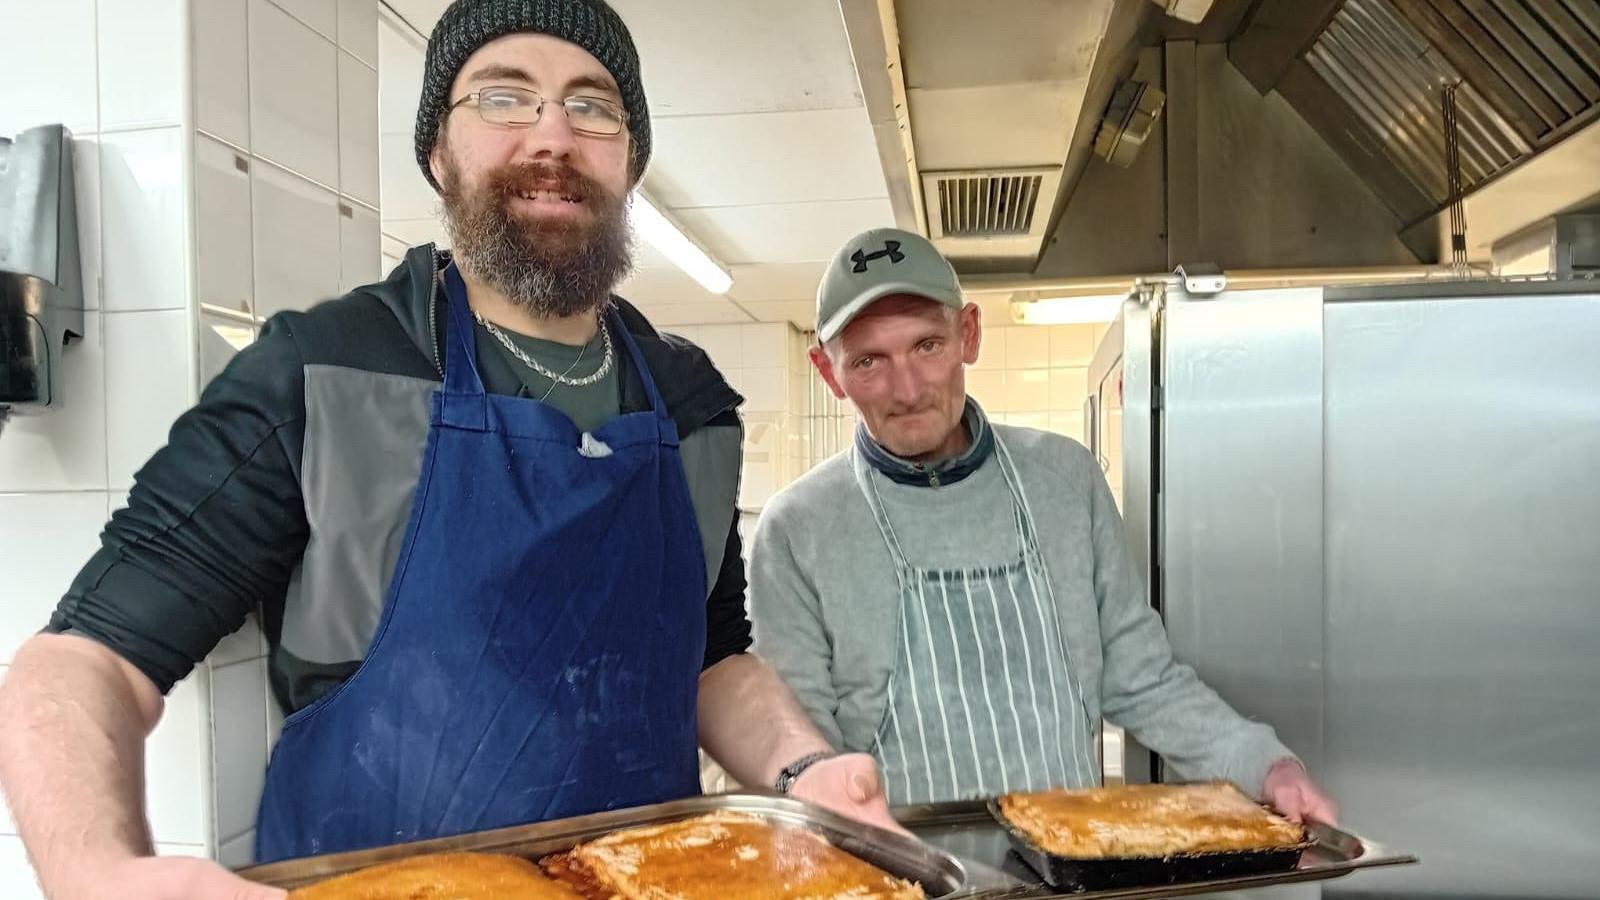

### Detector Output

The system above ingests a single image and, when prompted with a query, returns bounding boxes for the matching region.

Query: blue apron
[254,265,707,862]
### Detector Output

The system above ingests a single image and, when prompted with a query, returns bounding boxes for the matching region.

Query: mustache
[488,162,607,208]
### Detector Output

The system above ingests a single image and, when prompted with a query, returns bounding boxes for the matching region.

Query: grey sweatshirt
[749,423,1295,799]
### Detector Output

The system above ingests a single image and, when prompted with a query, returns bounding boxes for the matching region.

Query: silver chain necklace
[473,310,614,388]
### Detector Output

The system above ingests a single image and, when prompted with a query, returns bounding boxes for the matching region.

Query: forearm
[1108,666,1294,793]
[696,653,834,788]
[1099,591,1294,789]
[0,634,163,896]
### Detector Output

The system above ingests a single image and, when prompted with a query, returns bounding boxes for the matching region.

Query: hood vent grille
[932,171,1044,237]
[922,167,1062,260]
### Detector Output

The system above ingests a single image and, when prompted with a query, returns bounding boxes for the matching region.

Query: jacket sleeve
[746,501,846,749]
[702,513,753,670]
[44,315,311,694]
[1086,452,1295,796]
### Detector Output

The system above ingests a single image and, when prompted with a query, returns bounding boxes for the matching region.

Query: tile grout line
[335,5,347,293]
[263,0,339,52]
[243,0,259,329]
[94,0,113,499]
[185,0,224,857]
[179,0,201,409]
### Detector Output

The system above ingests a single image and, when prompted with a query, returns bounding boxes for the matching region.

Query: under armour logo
[850,241,905,273]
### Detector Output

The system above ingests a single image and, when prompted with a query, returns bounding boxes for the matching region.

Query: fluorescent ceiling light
[1011,293,1127,326]
[629,193,734,294]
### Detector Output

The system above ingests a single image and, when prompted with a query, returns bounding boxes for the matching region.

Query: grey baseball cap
[816,227,963,343]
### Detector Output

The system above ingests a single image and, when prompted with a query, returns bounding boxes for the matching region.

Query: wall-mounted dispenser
[1,123,85,419]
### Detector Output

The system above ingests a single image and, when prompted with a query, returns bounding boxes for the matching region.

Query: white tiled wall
[192,0,384,318]
[0,494,109,661]
[144,673,214,848]
[194,136,256,317]
[667,322,811,509]
[272,0,339,39]
[341,201,384,293]
[338,0,379,67]
[97,0,187,133]
[209,656,270,848]
[338,51,380,207]
[250,159,344,317]
[100,127,190,312]
[0,0,380,886]
[966,323,1100,444]
[105,309,195,490]
[248,0,340,189]
[193,0,251,149]
[0,0,98,138]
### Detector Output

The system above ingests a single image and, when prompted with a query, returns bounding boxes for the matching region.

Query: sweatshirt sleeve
[746,499,847,750]
[1084,449,1295,796]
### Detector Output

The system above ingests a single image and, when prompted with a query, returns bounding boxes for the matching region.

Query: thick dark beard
[438,157,634,319]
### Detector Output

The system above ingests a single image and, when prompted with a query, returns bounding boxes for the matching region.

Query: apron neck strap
[441,262,487,396]
[991,436,1045,552]
[850,447,914,578]
[605,307,672,420]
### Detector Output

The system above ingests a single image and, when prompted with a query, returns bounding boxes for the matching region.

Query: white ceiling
[890,0,1115,266]
[376,0,893,327]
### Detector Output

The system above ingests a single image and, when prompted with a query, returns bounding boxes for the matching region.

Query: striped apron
[852,435,1099,804]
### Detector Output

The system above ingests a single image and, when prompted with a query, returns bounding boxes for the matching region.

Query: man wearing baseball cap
[748,227,1338,820]
[0,4,892,896]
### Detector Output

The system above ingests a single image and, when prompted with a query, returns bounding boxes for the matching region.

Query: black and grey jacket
[47,245,750,715]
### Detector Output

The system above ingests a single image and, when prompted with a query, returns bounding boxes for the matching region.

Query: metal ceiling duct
[1304,0,1528,202]
[1303,0,1600,206]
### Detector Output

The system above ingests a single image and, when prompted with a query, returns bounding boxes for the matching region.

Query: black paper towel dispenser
[1,124,85,413]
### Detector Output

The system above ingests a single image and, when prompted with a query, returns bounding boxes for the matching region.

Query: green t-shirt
[473,320,621,434]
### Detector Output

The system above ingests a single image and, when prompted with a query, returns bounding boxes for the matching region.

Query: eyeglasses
[448,86,628,136]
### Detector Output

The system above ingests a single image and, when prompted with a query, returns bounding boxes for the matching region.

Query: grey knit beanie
[414,0,650,191]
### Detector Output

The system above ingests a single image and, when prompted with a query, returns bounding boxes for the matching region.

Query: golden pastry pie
[541,811,924,899]
[997,782,1307,858]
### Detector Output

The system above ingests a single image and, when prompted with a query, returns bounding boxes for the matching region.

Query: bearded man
[0,4,895,898]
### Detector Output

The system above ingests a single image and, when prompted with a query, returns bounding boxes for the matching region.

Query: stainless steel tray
[236,792,968,895]
[896,800,1418,899]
